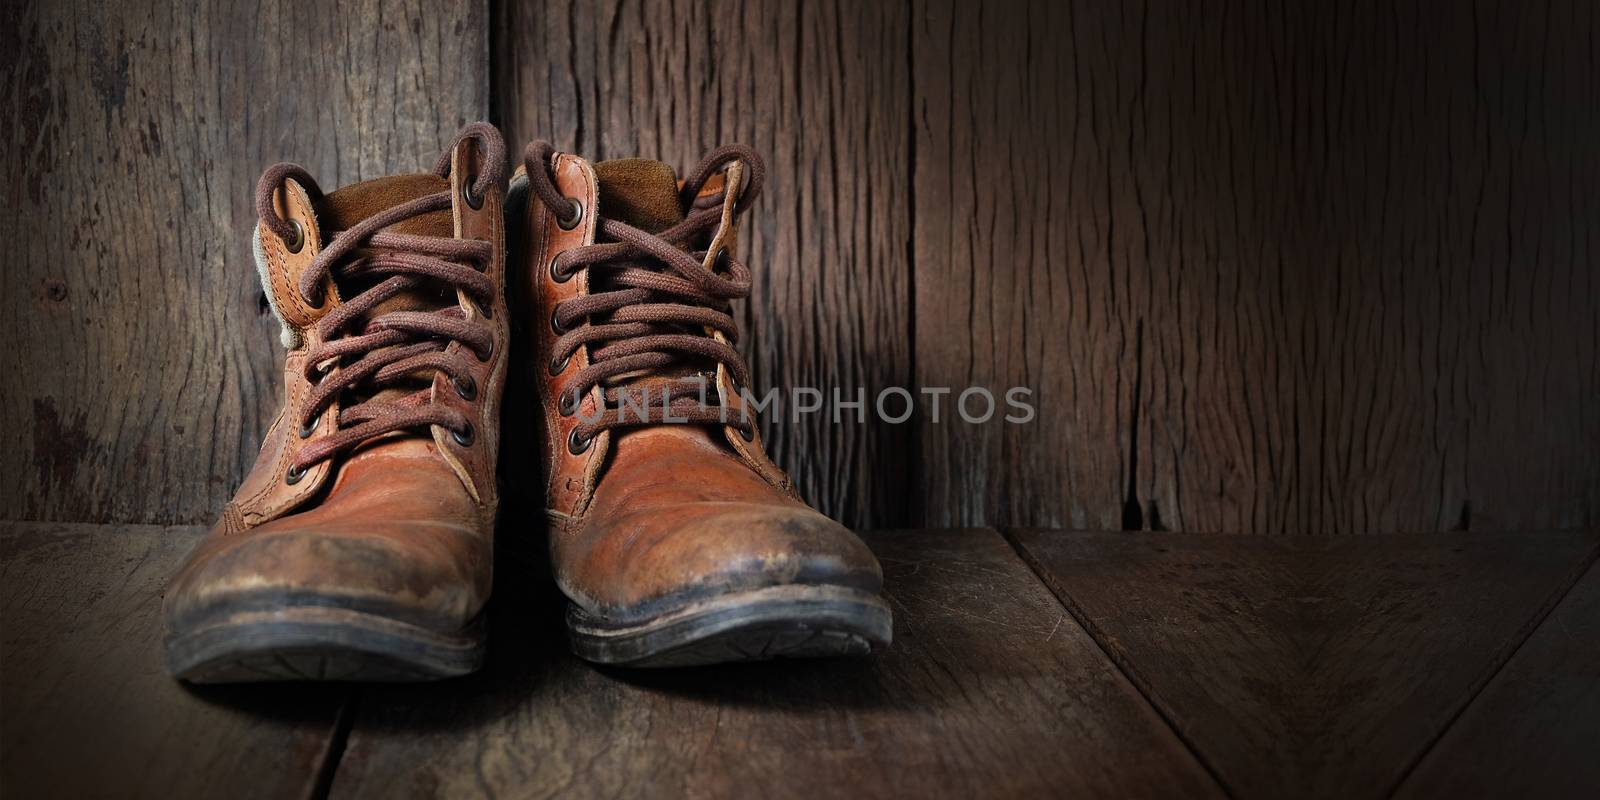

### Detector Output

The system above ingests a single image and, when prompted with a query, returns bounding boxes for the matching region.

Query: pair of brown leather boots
[162,124,890,681]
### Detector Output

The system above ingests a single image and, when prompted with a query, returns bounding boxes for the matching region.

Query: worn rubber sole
[566,585,893,667]
[165,606,485,683]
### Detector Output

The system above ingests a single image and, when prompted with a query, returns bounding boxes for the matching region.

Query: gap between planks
[997,527,1238,800]
[1382,539,1600,798]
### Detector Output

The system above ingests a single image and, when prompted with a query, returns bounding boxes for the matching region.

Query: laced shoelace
[254,123,506,480]
[523,140,765,453]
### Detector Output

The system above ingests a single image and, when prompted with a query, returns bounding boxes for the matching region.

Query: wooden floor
[3,522,1596,799]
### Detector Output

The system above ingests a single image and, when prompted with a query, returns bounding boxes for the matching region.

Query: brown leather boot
[163,124,509,682]
[511,140,891,666]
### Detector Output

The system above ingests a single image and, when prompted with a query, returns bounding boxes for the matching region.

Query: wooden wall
[5,0,1597,533]
[2,0,487,524]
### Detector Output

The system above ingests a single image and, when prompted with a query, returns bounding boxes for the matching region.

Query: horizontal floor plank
[1398,559,1600,798]
[331,529,1220,799]
[1008,529,1600,800]
[0,522,345,797]
[20,523,1587,795]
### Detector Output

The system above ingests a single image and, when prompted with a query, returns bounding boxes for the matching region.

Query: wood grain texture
[7,0,1597,532]
[329,530,1221,799]
[1,0,488,525]
[0,522,344,797]
[1008,528,1600,800]
[495,0,915,529]
[912,0,1600,531]
[1398,558,1600,798]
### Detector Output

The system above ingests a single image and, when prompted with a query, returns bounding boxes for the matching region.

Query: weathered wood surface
[5,0,1597,533]
[1008,529,1600,799]
[1,0,488,525]
[911,0,1600,531]
[495,0,916,529]
[329,529,1220,799]
[1398,558,1600,798]
[0,522,346,798]
[6,520,1599,795]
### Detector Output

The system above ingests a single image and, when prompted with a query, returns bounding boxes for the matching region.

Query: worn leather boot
[163,124,509,682]
[511,140,891,666]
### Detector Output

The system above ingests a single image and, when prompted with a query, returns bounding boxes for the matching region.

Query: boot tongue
[317,172,452,235]
[314,173,455,405]
[594,159,684,233]
[315,173,454,314]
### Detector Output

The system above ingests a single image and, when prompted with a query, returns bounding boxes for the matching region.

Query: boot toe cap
[564,502,883,622]
[164,517,490,635]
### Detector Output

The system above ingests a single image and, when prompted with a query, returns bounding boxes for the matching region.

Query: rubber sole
[165,605,485,683]
[566,585,893,667]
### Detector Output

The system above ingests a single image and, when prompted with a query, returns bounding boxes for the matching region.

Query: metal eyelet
[285,463,307,485]
[711,248,730,274]
[549,354,570,376]
[453,376,477,401]
[567,428,592,455]
[557,390,578,417]
[452,422,475,447]
[549,255,572,284]
[298,417,317,439]
[736,422,756,442]
[301,283,327,311]
[557,198,583,230]
[478,339,495,361]
[463,174,485,210]
[550,309,567,335]
[285,219,305,254]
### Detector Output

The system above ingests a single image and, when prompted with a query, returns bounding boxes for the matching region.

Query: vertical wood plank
[911,0,1136,530]
[1130,0,1600,534]
[912,0,1600,531]
[1,0,488,524]
[496,0,915,528]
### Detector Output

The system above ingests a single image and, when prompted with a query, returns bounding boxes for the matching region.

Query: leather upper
[165,438,493,632]
[550,427,881,622]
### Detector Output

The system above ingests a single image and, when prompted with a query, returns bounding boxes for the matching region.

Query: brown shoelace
[255,123,506,479]
[523,140,765,453]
